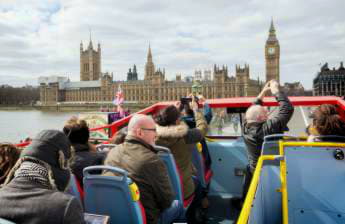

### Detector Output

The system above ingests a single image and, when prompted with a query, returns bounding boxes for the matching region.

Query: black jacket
[0,177,85,224]
[243,92,294,171]
[71,143,105,186]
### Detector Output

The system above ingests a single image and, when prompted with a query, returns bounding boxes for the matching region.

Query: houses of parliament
[39,21,280,105]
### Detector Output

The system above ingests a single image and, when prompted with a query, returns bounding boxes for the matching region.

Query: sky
[0,0,344,89]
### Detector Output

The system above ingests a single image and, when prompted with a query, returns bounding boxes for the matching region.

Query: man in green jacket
[104,114,183,224]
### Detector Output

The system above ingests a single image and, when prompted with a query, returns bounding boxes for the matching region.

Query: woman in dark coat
[63,116,105,186]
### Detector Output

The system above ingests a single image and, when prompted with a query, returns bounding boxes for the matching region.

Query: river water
[0,110,78,143]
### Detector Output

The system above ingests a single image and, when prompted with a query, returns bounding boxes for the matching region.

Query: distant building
[80,39,101,81]
[39,21,282,106]
[204,70,212,81]
[127,65,138,81]
[283,82,305,96]
[313,62,345,96]
[194,69,212,81]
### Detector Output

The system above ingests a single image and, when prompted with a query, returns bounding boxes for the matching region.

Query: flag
[113,85,124,105]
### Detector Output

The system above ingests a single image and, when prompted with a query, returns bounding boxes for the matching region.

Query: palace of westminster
[39,21,281,105]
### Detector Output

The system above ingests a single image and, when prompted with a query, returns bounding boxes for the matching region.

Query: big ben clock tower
[265,19,280,83]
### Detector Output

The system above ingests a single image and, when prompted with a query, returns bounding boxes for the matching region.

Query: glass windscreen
[206,106,316,137]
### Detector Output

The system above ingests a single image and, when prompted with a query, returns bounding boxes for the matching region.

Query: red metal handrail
[93,96,344,138]
[14,96,345,146]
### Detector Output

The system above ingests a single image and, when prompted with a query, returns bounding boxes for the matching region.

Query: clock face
[268,47,275,55]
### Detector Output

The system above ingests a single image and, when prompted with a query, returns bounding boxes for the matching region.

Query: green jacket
[104,135,174,224]
[155,111,208,199]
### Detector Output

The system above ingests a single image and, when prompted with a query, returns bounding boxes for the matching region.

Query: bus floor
[206,195,240,224]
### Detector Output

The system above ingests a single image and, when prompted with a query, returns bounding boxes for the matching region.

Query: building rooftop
[60,80,101,90]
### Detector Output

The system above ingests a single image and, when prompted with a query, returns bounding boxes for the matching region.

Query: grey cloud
[0,0,345,88]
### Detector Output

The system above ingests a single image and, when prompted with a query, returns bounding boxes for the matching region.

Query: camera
[180,96,199,105]
[180,97,192,105]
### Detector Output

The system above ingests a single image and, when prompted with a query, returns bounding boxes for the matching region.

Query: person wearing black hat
[0,130,85,224]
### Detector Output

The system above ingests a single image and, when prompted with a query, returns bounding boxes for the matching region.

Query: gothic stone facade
[265,20,280,84]
[313,62,345,96]
[39,22,282,105]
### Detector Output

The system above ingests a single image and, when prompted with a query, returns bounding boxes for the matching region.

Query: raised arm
[184,97,208,144]
[263,80,294,134]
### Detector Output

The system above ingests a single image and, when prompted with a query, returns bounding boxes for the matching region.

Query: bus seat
[192,144,213,189]
[66,174,84,205]
[283,145,345,224]
[155,145,194,209]
[83,165,146,224]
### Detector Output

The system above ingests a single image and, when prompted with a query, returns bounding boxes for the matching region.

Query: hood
[155,122,189,147]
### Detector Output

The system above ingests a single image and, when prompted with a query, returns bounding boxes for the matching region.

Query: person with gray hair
[241,80,294,202]
[104,114,183,224]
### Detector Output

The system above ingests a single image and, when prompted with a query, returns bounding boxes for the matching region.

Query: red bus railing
[14,96,345,147]
[92,96,345,138]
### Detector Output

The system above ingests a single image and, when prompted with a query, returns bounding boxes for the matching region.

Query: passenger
[63,116,105,186]
[104,114,183,224]
[0,143,20,186]
[0,130,85,224]
[109,127,128,145]
[179,95,213,179]
[307,104,345,142]
[198,95,213,125]
[155,98,208,222]
[242,80,294,200]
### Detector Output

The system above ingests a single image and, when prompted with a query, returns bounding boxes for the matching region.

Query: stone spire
[145,43,155,80]
[88,29,93,49]
[267,18,278,43]
[147,43,152,62]
[269,18,276,35]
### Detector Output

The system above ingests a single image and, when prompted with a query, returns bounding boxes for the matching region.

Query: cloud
[0,0,344,89]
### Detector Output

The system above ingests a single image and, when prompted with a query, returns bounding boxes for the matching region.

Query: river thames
[0,110,78,143]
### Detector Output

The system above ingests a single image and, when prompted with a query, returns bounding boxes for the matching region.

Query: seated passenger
[307,104,345,142]
[0,143,20,186]
[104,114,183,224]
[63,116,105,186]
[154,99,208,222]
[109,127,128,145]
[0,130,85,224]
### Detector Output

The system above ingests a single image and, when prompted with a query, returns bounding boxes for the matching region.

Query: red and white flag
[113,85,124,105]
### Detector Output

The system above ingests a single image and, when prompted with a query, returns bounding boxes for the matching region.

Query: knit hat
[5,130,73,191]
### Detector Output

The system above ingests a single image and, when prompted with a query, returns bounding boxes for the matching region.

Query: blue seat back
[66,174,83,206]
[206,138,247,197]
[155,145,184,203]
[83,165,144,224]
[284,145,345,224]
